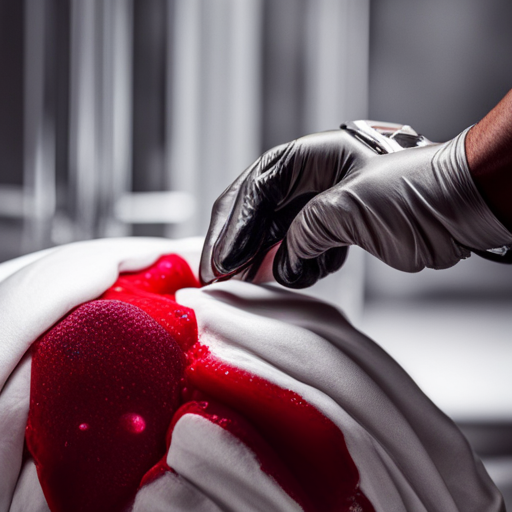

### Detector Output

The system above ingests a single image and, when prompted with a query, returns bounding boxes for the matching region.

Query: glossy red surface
[26,255,196,512]
[100,254,199,352]
[182,346,374,512]
[26,300,185,512]
[169,399,309,503]
[26,254,374,512]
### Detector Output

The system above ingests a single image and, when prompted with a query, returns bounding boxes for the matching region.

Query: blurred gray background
[0,0,511,503]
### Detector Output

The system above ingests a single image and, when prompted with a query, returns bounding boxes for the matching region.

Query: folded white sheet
[0,237,503,512]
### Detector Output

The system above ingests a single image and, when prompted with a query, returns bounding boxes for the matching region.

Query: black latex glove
[200,130,375,287]
[200,127,512,288]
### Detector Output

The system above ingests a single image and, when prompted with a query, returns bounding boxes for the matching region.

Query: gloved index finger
[200,167,253,285]
[199,143,291,285]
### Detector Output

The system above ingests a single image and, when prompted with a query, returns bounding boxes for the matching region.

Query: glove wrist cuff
[432,127,512,251]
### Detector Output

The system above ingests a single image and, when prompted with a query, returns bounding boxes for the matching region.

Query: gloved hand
[200,125,512,288]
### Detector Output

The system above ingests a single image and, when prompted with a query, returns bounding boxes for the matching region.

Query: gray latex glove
[200,125,512,288]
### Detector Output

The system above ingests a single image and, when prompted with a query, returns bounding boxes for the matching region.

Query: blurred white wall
[364,6,512,505]
[367,0,512,301]
[0,0,370,258]
[369,0,512,142]
[1,0,510,307]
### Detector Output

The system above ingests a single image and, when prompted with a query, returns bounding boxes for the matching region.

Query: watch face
[342,120,432,154]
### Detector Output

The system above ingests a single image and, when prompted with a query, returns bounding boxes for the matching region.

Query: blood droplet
[120,413,146,434]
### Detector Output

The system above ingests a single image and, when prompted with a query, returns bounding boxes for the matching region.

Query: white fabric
[0,237,504,512]
[132,469,224,512]
[0,356,31,511]
[167,415,302,512]
[0,237,203,512]
[177,282,503,512]
[9,461,49,512]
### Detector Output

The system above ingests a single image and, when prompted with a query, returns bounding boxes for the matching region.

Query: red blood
[26,300,185,512]
[120,413,146,434]
[26,253,375,512]
[100,255,199,352]
[168,399,311,506]
[100,292,197,352]
[183,345,374,512]
[112,254,199,297]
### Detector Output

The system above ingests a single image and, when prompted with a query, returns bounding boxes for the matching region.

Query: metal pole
[23,0,57,252]
[99,0,133,237]
[167,0,262,237]
[305,0,370,132]
[166,0,202,237]
[69,0,101,240]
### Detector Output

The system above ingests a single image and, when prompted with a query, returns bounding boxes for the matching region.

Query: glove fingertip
[323,246,349,274]
[273,242,349,289]
[273,239,320,289]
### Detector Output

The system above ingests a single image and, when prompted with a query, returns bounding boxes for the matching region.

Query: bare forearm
[466,89,512,230]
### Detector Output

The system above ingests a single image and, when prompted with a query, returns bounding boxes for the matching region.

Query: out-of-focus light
[0,186,26,218]
[114,191,195,224]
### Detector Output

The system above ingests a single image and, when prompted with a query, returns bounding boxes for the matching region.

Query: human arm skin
[466,89,512,230]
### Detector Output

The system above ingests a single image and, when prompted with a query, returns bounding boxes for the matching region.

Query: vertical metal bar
[166,0,202,237]
[226,0,262,182]
[98,0,114,236]
[345,0,370,120]
[111,0,134,234]
[167,0,262,237]
[132,0,168,202]
[99,0,133,237]
[260,0,307,149]
[69,0,100,240]
[197,0,230,235]
[199,0,262,229]
[23,0,56,252]
[305,0,370,132]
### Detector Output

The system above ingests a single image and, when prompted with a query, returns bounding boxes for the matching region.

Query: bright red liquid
[26,254,374,512]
